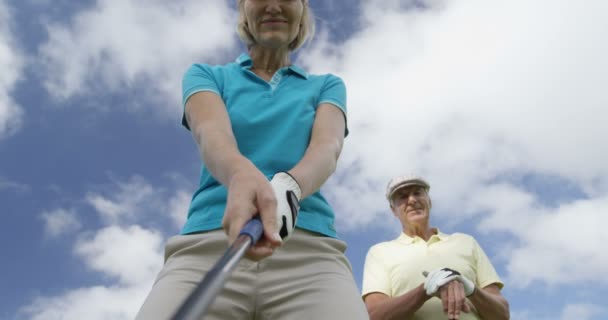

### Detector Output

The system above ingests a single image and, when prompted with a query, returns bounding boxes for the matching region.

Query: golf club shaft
[172,218,263,320]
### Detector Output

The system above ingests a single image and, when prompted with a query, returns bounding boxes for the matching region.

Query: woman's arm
[185,91,282,258]
[287,103,345,198]
[185,92,247,185]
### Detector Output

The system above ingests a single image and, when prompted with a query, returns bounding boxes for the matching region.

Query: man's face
[390,186,431,227]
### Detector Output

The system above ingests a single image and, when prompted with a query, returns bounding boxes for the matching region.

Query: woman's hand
[269,172,301,241]
[222,167,283,260]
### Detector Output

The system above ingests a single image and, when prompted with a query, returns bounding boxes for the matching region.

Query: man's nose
[407,194,417,204]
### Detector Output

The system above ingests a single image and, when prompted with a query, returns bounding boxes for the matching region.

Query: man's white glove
[424,268,475,296]
[270,172,301,241]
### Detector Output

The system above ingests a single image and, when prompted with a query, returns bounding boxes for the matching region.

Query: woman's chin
[256,35,293,49]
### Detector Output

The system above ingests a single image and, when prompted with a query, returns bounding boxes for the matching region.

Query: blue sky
[1,0,607,319]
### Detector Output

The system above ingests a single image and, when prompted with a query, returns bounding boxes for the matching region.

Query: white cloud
[21,175,191,319]
[468,185,608,287]
[510,303,605,320]
[21,285,150,320]
[302,0,608,289]
[168,189,191,229]
[40,208,82,237]
[0,176,30,193]
[86,175,158,224]
[510,200,608,286]
[75,225,163,286]
[21,224,163,319]
[306,0,608,220]
[0,0,24,138]
[38,0,237,116]
[560,303,604,320]
[85,175,191,231]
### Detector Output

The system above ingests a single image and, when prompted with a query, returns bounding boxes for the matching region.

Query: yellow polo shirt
[362,231,504,320]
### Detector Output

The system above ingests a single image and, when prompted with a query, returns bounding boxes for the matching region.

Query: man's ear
[390,203,398,216]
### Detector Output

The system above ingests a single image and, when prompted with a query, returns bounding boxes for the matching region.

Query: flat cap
[386,174,430,200]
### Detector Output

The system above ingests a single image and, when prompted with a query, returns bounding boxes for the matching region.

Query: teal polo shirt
[180,53,347,238]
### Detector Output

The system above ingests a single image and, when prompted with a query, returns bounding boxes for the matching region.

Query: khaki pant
[136,229,369,320]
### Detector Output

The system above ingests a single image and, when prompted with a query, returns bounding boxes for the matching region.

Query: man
[362,175,510,320]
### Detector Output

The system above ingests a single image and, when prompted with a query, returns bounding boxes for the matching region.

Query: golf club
[171,217,264,320]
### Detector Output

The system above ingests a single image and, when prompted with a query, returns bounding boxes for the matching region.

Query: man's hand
[423,268,475,297]
[438,280,471,320]
[270,172,301,241]
[424,268,475,320]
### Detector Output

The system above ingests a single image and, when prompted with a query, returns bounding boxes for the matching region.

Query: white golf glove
[424,268,475,296]
[270,172,301,241]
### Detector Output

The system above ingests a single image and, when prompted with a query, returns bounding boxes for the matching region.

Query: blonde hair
[236,0,315,51]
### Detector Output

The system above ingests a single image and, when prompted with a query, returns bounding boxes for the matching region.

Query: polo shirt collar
[397,228,449,244]
[236,53,309,79]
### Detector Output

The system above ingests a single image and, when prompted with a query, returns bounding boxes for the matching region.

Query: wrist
[418,284,433,300]
[458,275,476,297]
[278,171,302,199]
[271,172,301,241]
[227,158,256,181]
[466,286,476,297]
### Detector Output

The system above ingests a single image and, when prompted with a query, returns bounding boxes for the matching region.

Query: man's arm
[363,284,431,320]
[469,284,510,320]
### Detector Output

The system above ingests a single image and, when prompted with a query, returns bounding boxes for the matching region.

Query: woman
[136,0,368,319]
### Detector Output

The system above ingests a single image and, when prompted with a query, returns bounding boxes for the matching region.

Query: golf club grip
[171,218,264,320]
[239,217,264,244]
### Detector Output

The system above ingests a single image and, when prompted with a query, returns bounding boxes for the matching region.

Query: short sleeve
[318,74,349,137]
[362,246,392,297]
[181,64,221,129]
[473,239,504,289]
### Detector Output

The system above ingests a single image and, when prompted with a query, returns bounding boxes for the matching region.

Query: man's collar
[236,53,309,79]
[397,228,448,244]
